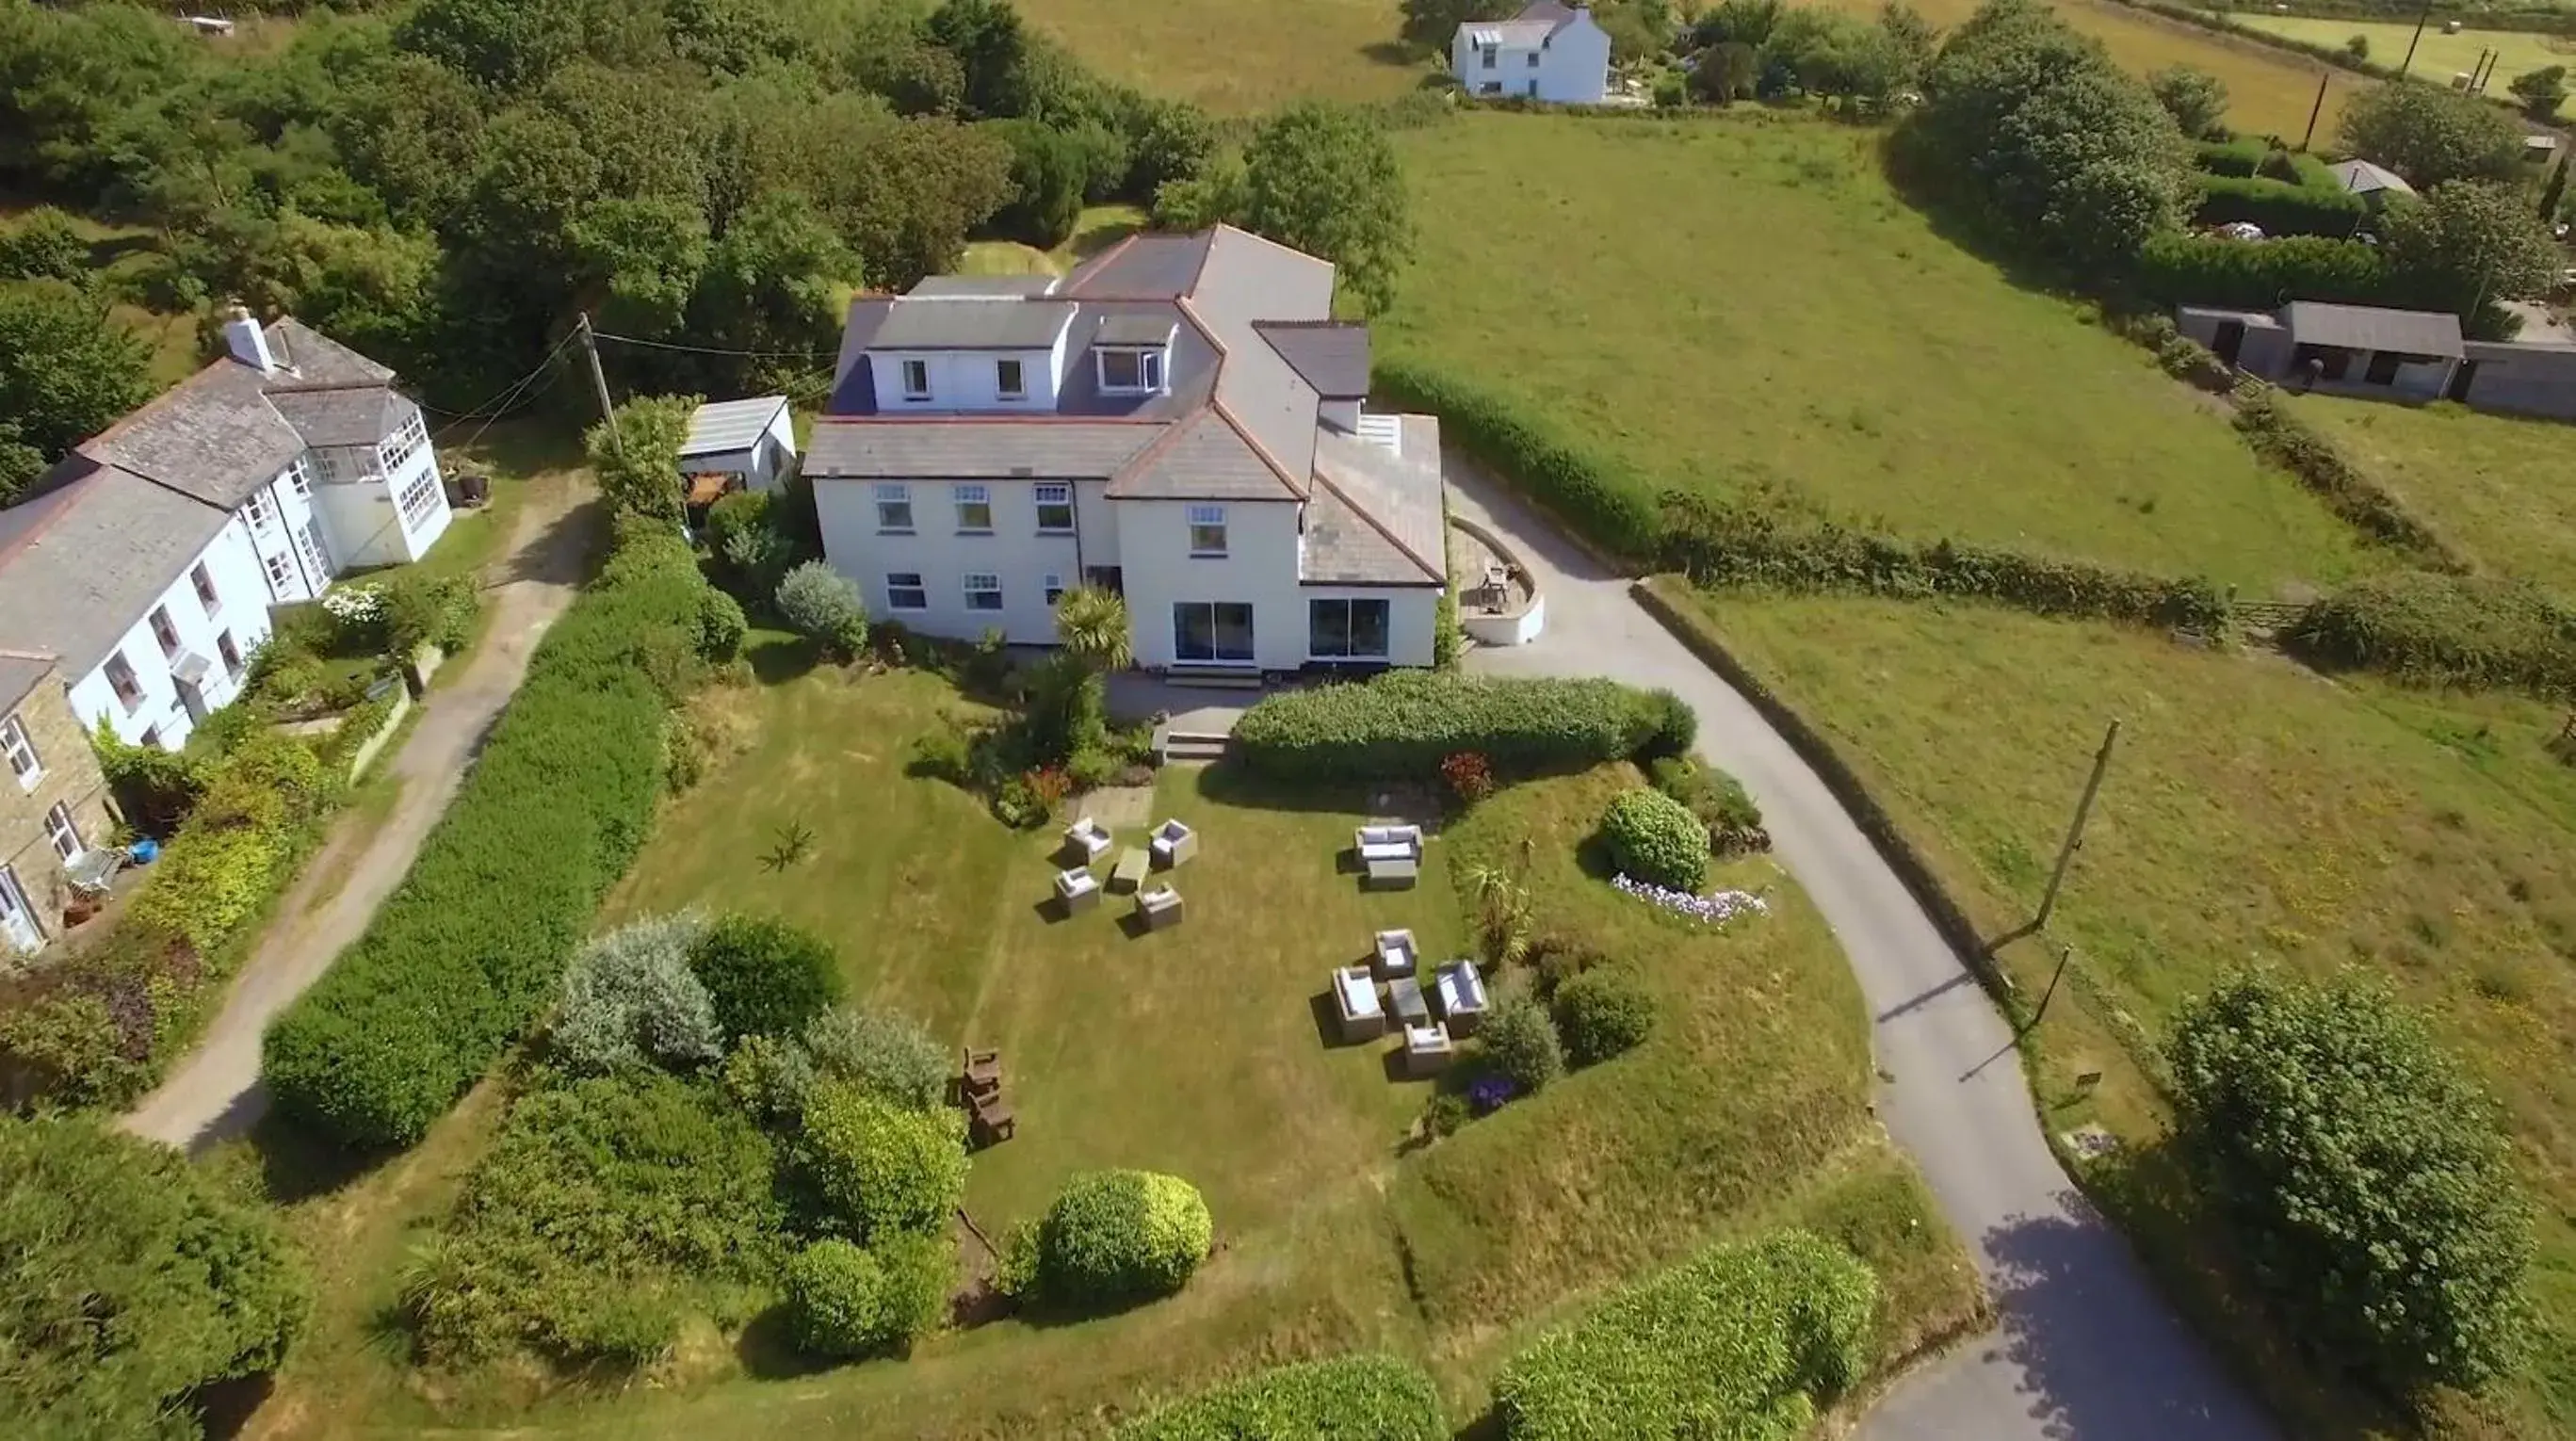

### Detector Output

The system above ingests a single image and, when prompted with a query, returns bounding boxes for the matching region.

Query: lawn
[2288,396,2576,605]
[1385,112,2380,591]
[1009,0,1427,111]
[1677,586,2576,1438]
[229,654,1978,1437]
[2239,13,2576,91]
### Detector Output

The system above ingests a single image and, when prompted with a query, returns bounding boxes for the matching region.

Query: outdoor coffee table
[1387,975,1432,1029]
[1110,847,1151,893]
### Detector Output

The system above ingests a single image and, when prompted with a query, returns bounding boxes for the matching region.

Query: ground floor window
[1308,598,1391,659]
[886,572,927,611]
[1172,602,1255,663]
[1043,574,1065,607]
[44,802,81,863]
[263,550,295,593]
[397,469,442,530]
[0,865,34,950]
[964,572,1004,611]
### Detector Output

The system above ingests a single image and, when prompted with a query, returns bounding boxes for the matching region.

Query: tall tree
[2384,180,2560,316]
[395,0,586,92]
[2336,80,2524,189]
[0,280,154,462]
[925,0,1037,119]
[2147,64,2228,141]
[691,190,862,394]
[1239,103,1413,316]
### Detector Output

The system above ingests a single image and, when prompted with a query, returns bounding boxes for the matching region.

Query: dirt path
[122,475,597,1152]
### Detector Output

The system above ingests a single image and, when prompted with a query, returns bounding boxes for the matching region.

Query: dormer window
[1098,348,1163,395]
[901,359,931,401]
[996,358,1025,399]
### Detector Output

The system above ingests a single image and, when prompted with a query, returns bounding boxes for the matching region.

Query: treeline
[0,0,1220,413]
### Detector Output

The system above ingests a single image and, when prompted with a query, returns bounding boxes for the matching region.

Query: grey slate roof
[2282,302,2462,358]
[1187,227,1335,495]
[869,299,1077,351]
[266,386,416,449]
[680,396,790,458]
[1304,427,1445,585]
[1061,233,1214,299]
[909,275,1061,298]
[1095,312,1179,347]
[804,419,1163,480]
[1257,322,1370,399]
[0,461,232,675]
[2330,159,2415,198]
[1462,1,1583,46]
[1108,410,1296,501]
[0,652,56,718]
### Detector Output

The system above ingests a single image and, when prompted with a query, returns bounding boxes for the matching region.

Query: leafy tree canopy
[1239,102,1414,316]
[2337,80,2525,189]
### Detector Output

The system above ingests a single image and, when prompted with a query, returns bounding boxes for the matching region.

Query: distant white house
[0,310,450,752]
[1452,1,1612,104]
[679,395,799,502]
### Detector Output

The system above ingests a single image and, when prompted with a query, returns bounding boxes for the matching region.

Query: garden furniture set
[960,1045,1015,1146]
[1051,814,1195,931]
[1327,931,1486,1078]
[1354,823,1424,890]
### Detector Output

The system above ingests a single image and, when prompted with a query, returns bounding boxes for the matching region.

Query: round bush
[803,1005,948,1112]
[1636,687,1697,760]
[1482,996,1564,1093]
[689,915,844,1043]
[696,587,748,661]
[786,1234,952,1358]
[1038,1169,1212,1304]
[1553,966,1655,1068]
[1601,787,1709,893]
[774,559,868,656]
[799,1081,969,1242]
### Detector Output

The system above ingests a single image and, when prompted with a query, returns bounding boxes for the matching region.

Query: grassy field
[1010,0,1427,111]
[227,654,1979,1437]
[1386,112,2380,591]
[2240,13,2576,89]
[2289,397,2576,604]
[1679,587,2576,1438]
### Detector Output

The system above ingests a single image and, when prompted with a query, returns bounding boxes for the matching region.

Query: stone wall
[2,666,119,938]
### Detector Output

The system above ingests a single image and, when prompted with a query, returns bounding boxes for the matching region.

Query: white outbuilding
[679,396,799,502]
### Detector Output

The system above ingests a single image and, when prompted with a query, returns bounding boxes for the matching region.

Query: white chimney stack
[221,304,274,374]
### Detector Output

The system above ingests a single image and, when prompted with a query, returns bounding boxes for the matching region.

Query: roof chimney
[221,304,275,374]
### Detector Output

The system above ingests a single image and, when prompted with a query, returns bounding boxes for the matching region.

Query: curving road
[1446,461,2276,1441]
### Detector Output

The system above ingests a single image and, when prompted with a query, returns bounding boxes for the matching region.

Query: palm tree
[1054,586,1132,672]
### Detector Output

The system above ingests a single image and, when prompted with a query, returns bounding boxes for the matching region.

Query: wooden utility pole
[2031,720,2121,934]
[2399,0,2436,79]
[576,312,624,461]
[2300,73,2328,153]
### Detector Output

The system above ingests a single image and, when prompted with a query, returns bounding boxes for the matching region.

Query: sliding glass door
[1172,602,1255,663]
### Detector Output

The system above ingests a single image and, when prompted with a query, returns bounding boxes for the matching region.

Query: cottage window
[1097,348,1162,395]
[287,458,312,498]
[398,470,442,530]
[264,551,295,592]
[1044,573,1066,607]
[874,483,914,533]
[1526,51,1540,66]
[954,483,993,533]
[1034,482,1074,534]
[105,654,143,711]
[1309,598,1392,659]
[191,562,219,614]
[379,413,427,472]
[243,489,273,530]
[150,605,181,659]
[218,630,243,680]
[1,716,39,790]
[1480,44,1498,69]
[44,802,81,864]
[901,359,931,400]
[296,522,332,583]
[1172,602,1255,663]
[1187,505,1227,558]
[996,358,1026,399]
[886,573,928,611]
[964,572,1004,611]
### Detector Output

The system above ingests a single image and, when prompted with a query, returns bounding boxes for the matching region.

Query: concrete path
[1446,461,2277,1441]
[122,478,595,1152]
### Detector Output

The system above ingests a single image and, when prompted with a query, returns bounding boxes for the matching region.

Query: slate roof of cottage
[2281,302,2463,359]
[1256,321,1370,399]
[1463,0,1585,46]
[869,299,1078,350]
[0,650,57,718]
[1304,426,1446,585]
[0,460,234,675]
[803,419,1164,479]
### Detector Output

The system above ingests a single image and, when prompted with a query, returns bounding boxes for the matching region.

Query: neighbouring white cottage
[807,225,1449,673]
[1452,1,1612,104]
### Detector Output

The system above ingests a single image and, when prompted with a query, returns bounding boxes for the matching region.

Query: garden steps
[1158,729,1235,764]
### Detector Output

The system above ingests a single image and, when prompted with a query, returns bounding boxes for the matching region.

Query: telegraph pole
[2399,0,2435,80]
[576,312,624,461]
[2031,720,2120,934]
[2300,73,2328,152]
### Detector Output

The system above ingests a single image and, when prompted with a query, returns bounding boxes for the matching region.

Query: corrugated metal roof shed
[2282,302,2462,358]
[680,396,790,458]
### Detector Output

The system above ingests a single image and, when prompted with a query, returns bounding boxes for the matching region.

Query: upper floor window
[398,470,441,530]
[1,715,39,790]
[287,457,312,498]
[243,489,273,530]
[1097,348,1162,395]
[149,605,180,659]
[217,630,243,680]
[1187,505,1227,558]
[900,359,931,400]
[191,561,219,614]
[105,653,142,711]
[954,483,993,534]
[44,802,81,863]
[1526,50,1540,66]
[874,482,914,533]
[1034,482,1074,534]
[996,358,1025,399]
[379,413,427,472]
[1480,44,1498,69]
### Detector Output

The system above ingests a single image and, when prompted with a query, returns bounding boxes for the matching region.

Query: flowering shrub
[1440,751,1495,805]
[320,584,386,625]
[1467,1074,1516,1114]
[1612,874,1768,928]
[1024,766,1073,811]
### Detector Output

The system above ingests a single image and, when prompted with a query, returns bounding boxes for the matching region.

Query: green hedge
[1494,1228,1878,1440]
[1115,1354,1448,1440]
[2134,231,2404,312]
[2288,570,2576,696]
[1234,672,1676,783]
[265,529,718,1151]
[1659,494,2232,631]
[2191,174,2368,239]
[2231,393,2465,569]
[1370,356,1663,562]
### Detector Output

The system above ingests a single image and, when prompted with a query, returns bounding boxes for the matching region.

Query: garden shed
[678,396,798,502]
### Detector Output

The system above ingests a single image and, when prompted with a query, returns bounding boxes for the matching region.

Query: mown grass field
[1010,0,1428,111]
[1679,588,2576,1438]
[2289,397,2576,605]
[1385,112,2380,591]
[228,656,1977,1438]
[2240,13,2576,90]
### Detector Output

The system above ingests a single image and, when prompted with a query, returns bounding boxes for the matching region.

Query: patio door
[0,865,39,954]
[1171,602,1255,664]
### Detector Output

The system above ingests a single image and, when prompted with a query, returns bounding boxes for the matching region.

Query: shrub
[688,914,844,1043]
[2288,570,2576,697]
[1648,755,1762,834]
[798,1080,969,1241]
[1482,996,1565,1093]
[1035,1169,1213,1305]
[705,490,773,565]
[803,1005,949,1112]
[785,1233,952,1357]
[1635,687,1696,760]
[909,724,975,784]
[266,526,721,1150]
[1116,1354,1448,1441]
[696,586,748,661]
[380,572,480,656]
[2191,173,2367,238]
[1235,672,1674,782]
[1554,966,1655,1067]
[2168,971,2533,1395]
[1601,787,1709,893]
[1495,1229,1876,1440]
[2134,230,2401,313]
[0,1114,311,1434]
[1440,750,1495,804]
[775,559,868,658]
[1370,357,1663,561]
[2231,393,2462,566]
[551,913,722,1074]
[995,1218,1043,1300]
[721,1032,817,1125]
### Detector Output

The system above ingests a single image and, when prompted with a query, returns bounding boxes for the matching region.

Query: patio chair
[1402,1022,1456,1078]
[963,1046,1002,1090]
[971,1093,1017,1146]
[1148,818,1198,868]
[1372,928,1418,980]
[1331,964,1385,1043]
[1053,866,1101,915]
[1062,816,1113,865]
[1135,883,1185,931]
[1434,960,1490,1036]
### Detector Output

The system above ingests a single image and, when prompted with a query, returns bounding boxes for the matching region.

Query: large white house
[0,311,451,752]
[808,225,1449,673]
[1452,1,1612,104]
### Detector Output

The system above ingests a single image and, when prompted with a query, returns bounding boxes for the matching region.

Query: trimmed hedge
[2135,231,2403,313]
[2230,392,2465,569]
[1495,1228,1877,1441]
[1659,494,2232,632]
[2192,174,2368,239]
[1115,1354,1448,1440]
[1234,672,1676,782]
[1036,1169,1213,1305]
[1370,355,1662,562]
[2287,570,2576,696]
[265,527,721,1151]
[1601,787,1709,893]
